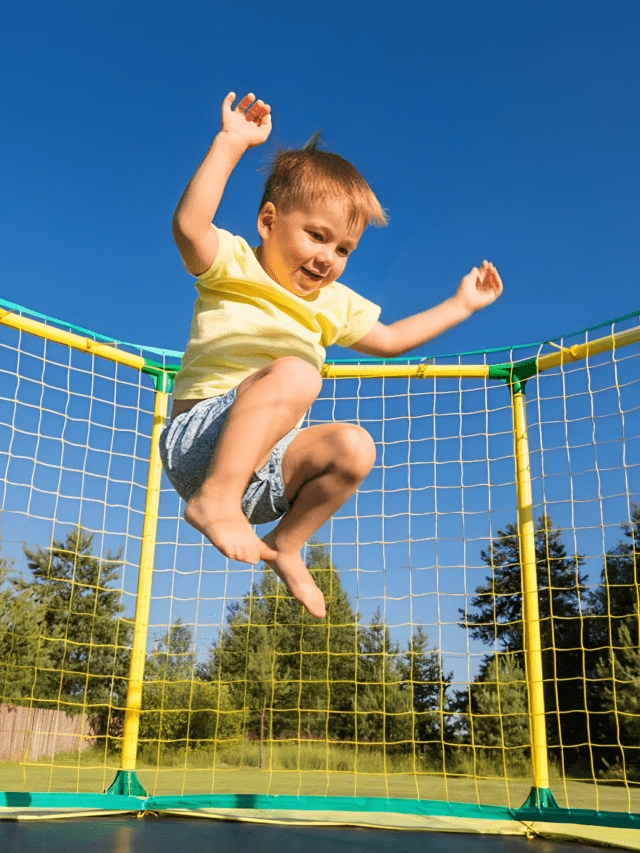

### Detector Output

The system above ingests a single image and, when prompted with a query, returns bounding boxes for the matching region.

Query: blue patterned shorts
[159,387,299,525]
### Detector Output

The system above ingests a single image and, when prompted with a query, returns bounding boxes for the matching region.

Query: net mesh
[1,306,640,816]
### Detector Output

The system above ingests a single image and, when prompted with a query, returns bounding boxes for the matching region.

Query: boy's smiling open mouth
[301,267,324,283]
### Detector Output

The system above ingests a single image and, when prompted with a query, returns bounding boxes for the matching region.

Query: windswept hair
[259,139,388,231]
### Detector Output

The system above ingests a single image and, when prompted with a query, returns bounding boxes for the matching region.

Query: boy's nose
[315,247,334,267]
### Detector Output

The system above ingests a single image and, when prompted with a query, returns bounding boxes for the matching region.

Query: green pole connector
[142,361,179,393]
[488,357,538,396]
[105,769,147,797]
[519,786,560,810]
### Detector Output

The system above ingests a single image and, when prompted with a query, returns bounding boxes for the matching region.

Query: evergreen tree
[22,526,132,732]
[399,623,452,763]
[460,515,588,763]
[204,541,362,741]
[460,654,530,774]
[587,504,640,645]
[355,608,412,751]
[0,563,53,705]
[0,538,52,703]
[595,622,640,780]
[207,541,450,758]
[586,505,640,773]
[140,618,240,750]
[146,618,196,682]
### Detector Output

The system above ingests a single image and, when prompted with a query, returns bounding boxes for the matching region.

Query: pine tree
[0,537,51,703]
[595,622,640,780]
[461,654,530,775]
[460,515,588,764]
[205,542,451,761]
[588,504,640,645]
[355,609,412,751]
[399,623,451,765]
[0,564,52,705]
[586,505,640,774]
[22,526,132,733]
[204,540,362,742]
[140,618,240,751]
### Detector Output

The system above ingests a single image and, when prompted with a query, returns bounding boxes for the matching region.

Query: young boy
[160,91,502,620]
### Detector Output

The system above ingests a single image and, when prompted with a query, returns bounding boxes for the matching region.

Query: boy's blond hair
[259,146,388,231]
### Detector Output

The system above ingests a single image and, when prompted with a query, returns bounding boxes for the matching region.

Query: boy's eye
[309,231,324,241]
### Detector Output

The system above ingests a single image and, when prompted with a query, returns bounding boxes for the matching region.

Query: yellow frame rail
[0,308,146,373]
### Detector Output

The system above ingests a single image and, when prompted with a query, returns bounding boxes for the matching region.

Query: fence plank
[0,705,97,761]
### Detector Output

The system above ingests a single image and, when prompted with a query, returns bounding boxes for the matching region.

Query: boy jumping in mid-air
[160,91,502,620]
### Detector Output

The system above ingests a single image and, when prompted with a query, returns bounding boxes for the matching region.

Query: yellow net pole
[120,384,169,771]
[511,390,550,791]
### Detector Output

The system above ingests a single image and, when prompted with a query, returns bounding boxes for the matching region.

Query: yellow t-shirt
[173,228,381,400]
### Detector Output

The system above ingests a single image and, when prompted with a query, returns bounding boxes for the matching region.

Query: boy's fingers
[221,92,236,118]
[224,91,271,127]
[251,100,270,117]
[224,92,238,112]
[486,267,502,293]
[236,93,255,113]
[246,99,270,124]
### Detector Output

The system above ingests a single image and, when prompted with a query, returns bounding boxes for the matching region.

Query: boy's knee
[329,424,376,478]
[239,357,322,407]
[269,357,323,401]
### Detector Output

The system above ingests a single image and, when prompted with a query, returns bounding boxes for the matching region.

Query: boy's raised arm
[172,92,271,276]
[350,262,503,358]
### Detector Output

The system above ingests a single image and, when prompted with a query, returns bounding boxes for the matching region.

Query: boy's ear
[257,202,277,240]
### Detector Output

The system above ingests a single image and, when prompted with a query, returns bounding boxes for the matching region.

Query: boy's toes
[214,527,273,565]
[259,542,278,562]
[304,590,326,619]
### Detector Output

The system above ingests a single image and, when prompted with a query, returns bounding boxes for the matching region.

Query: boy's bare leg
[261,423,377,618]
[184,357,322,565]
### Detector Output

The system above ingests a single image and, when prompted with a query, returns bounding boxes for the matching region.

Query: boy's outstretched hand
[457,261,503,313]
[221,91,272,149]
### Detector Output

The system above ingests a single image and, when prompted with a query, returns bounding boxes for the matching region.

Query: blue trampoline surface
[0,816,613,852]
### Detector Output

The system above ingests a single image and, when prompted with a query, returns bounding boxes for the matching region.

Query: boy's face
[256,199,363,298]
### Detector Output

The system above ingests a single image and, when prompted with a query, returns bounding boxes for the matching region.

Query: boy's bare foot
[184,493,276,564]
[261,532,326,618]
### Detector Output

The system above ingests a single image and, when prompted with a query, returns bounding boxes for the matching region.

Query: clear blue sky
[2,0,638,359]
[2,2,639,685]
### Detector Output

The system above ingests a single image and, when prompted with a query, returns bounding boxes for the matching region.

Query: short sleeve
[330,286,381,348]
[195,229,255,288]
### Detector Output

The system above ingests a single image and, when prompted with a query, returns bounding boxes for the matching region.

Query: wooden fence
[0,704,98,762]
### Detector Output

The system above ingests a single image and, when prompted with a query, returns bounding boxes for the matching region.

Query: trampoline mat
[0,816,620,853]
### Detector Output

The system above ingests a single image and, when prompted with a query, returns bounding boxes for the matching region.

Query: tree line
[458,507,640,780]
[1,507,639,779]
[0,527,131,736]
